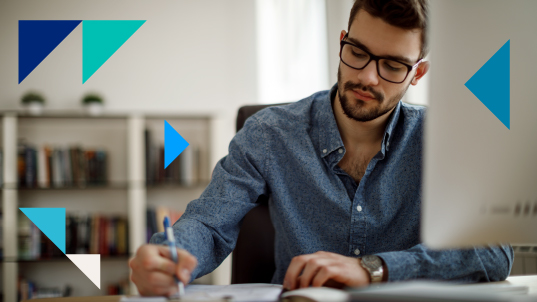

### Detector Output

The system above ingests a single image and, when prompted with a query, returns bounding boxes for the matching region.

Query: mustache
[343,81,383,102]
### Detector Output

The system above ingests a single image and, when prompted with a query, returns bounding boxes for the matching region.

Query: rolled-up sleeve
[376,243,513,282]
[150,114,269,280]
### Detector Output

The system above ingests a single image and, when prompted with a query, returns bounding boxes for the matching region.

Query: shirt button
[356,205,362,212]
[338,148,343,154]
[323,149,327,154]
[354,249,361,255]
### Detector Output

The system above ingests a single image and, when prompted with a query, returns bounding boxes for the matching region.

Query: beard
[337,67,411,122]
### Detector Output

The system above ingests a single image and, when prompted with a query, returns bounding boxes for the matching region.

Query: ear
[340,30,347,41]
[411,61,430,86]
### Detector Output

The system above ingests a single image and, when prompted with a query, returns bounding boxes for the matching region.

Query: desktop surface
[22,275,537,302]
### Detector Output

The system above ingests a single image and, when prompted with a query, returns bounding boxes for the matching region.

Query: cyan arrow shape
[164,120,189,168]
[19,208,66,253]
[465,40,510,129]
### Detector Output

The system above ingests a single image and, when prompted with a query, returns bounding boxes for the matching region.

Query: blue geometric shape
[465,40,510,129]
[164,120,189,168]
[82,20,145,83]
[19,208,66,254]
[19,20,82,84]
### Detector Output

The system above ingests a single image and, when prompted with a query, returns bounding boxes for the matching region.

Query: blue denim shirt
[150,84,513,284]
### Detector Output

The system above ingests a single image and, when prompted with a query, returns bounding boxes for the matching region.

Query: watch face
[362,255,382,270]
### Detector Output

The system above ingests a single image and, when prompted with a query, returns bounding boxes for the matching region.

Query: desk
[498,275,537,294]
[23,275,537,302]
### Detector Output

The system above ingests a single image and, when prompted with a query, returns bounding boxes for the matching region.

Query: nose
[357,59,380,87]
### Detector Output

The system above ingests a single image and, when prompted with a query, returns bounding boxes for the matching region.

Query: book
[37,147,47,188]
[146,206,183,242]
[0,150,3,187]
[144,127,201,186]
[16,143,108,188]
[18,212,129,259]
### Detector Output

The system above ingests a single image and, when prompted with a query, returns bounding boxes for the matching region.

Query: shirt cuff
[375,250,420,282]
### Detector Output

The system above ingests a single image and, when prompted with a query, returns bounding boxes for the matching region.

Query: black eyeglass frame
[339,33,423,84]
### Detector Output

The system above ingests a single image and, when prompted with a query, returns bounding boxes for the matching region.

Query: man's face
[337,9,425,122]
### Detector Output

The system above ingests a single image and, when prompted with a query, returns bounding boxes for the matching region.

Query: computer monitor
[422,0,537,249]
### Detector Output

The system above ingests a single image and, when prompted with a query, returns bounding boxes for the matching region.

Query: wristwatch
[359,255,384,283]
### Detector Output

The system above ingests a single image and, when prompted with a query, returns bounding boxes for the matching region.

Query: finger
[284,255,310,290]
[299,258,324,288]
[175,249,198,283]
[167,286,179,297]
[147,271,176,288]
[135,271,176,296]
[140,245,176,275]
[311,266,333,288]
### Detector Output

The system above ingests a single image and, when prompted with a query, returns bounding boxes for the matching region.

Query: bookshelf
[1,111,215,300]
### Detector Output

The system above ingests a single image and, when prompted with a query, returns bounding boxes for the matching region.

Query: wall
[0,0,259,290]
[326,0,354,87]
[0,0,258,167]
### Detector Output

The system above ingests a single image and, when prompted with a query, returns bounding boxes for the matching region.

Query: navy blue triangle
[19,20,82,84]
[465,40,510,129]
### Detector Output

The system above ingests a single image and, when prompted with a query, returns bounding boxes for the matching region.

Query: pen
[163,216,185,298]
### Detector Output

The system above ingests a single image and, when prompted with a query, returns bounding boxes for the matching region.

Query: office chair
[231,103,289,284]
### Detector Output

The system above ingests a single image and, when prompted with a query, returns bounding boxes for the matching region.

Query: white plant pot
[85,102,103,116]
[25,102,44,115]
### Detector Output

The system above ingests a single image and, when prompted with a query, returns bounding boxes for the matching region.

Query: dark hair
[348,0,429,60]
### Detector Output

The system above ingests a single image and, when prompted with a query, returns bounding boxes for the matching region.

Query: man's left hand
[283,251,370,290]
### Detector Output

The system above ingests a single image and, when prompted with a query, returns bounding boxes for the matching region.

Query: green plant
[21,92,45,104]
[82,94,103,105]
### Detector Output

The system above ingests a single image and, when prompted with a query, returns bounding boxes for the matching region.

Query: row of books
[18,277,129,300]
[0,150,3,186]
[18,277,67,301]
[146,206,184,242]
[18,212,128,260]
[106,278,130,295]
[0,211,3,259]
[17,142,108,188]
[145,128,202,186]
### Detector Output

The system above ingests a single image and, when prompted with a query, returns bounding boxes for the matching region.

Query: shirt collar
[315,84,345,159]
[315,83,402,160]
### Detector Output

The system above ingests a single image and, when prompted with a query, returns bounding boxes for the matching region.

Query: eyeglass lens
[341,44,409,83]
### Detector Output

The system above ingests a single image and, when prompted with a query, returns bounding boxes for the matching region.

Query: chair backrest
[231,103,288,284]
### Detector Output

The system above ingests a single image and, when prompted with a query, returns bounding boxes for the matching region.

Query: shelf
[14,255,130,263]
[2,112,216,298]
[1,182,210,191]
[146,181,210,190]
[17,183,128,191]
[1,109,214,120]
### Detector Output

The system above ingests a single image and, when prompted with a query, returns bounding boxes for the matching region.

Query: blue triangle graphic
[19,20,82,84]
[164,120,189,168]
[19,208,66,254]
[465,40,510,129]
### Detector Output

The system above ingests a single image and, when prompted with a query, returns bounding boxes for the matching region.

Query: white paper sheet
[120,283,283,302]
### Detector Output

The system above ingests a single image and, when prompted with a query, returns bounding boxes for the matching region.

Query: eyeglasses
[339,34,422,84]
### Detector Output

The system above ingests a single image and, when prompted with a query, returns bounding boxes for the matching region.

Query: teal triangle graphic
[19,208,66,253]
[82,20,145,83]
[465,40,510,129]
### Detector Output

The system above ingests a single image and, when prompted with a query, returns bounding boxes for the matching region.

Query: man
[130,0,512,296]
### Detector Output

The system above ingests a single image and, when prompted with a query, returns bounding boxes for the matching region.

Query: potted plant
[82,93,104,116]
[21,92,45,115]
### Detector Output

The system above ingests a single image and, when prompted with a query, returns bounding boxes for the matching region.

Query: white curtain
[256,0,330,104]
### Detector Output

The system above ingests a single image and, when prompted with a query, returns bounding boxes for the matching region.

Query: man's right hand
[129,244,198,296]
